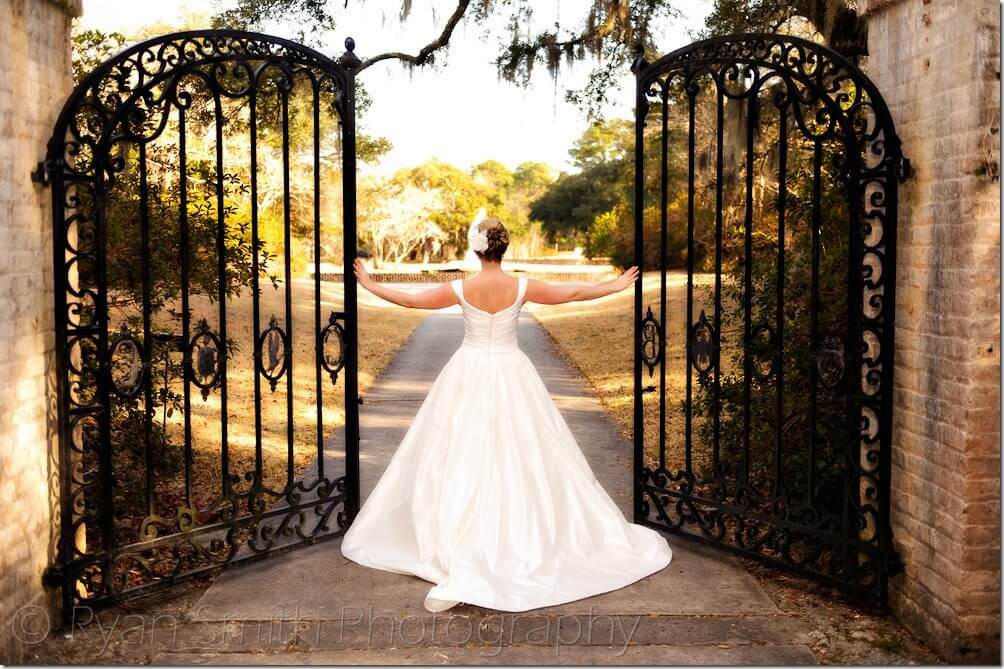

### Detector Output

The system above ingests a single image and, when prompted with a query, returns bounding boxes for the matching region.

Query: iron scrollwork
[45,30,360,617]
[634,32,902,604]
[816,335,846,388]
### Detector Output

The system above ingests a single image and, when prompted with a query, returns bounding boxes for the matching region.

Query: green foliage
[358,158,556,264]
[570,119,634,167]
[530,164,622,245]
[393,159,492,251]
[691,135,852,513]
[357,132,392,165]
[103,148,277,311]
[586,208,619,257]
[72,28,128,84]
[212,0,337,46]
[211,0,683,118]
[493,0,681,117]
[530,119,633,248]
[529,117,712,269]
[701,0,864,59]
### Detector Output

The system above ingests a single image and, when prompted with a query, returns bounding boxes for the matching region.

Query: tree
[360,181,448,267]
[505,161,555,256]
[214,1,863,118]
[530,119,641,254]
[472,160,515,195]
[356,157,555,263]
[530,165,623,246]
[72,28,128,84]
[569,118,634,167]
[392,159,493,253]
[701,0,866,59]
[216,0,680,117]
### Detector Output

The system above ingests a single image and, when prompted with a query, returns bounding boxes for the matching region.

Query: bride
[341,216,672,613]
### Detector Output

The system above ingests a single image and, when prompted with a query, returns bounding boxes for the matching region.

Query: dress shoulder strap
[450,278,465,303]
[516,276,528,304]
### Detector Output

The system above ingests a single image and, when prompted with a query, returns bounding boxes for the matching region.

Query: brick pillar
[0,0,80,662]
[860,0,1001,663]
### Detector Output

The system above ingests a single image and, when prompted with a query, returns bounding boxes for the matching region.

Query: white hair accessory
[467,207,489,253]
[468,225,489,253]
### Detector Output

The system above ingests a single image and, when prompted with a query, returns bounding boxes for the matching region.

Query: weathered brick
[0,0,77,663]
[862,0,1001,662]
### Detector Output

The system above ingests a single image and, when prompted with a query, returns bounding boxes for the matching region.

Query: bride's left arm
[352,258,459,309]
[525,266,639,305]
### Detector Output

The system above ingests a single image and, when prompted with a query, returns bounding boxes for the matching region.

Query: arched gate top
[46,29,359,168]
[634,32,905,174]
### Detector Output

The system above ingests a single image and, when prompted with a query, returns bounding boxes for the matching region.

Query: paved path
[165,310,816,664]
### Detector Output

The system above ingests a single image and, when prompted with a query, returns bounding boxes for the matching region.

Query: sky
[78,0,713,175]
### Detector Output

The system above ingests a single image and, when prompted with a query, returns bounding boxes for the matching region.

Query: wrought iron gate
[631,34,905,602]
[41,30,362,616]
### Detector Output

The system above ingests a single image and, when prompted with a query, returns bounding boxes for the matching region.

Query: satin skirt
[340,342,672,612]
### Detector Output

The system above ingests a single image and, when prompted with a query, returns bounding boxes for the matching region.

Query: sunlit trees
[357,158,556,264]
[360,181,447,267]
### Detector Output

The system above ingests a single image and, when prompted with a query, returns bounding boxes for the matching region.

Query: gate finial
[630,43,648,75]
[339,36,362,71]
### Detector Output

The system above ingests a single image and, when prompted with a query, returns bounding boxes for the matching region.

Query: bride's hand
[613,266,640,292]
[353,258,372,289]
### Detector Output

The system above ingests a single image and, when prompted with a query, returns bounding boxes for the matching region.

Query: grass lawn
[109,279,426,539]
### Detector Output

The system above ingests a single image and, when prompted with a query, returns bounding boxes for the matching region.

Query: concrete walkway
[160,310,816,664]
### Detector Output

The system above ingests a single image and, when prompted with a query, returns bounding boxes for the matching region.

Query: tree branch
[355,0,472,73]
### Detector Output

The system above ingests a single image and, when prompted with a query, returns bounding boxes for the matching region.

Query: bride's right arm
[525,266,639,305]
[353,258,459,309]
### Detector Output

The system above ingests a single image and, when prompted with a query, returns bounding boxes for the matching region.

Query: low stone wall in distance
[318,269,617,283]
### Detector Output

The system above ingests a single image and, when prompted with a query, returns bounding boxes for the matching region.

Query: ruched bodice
[450,277,526,352]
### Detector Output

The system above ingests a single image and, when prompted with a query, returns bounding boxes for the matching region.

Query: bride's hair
[475,217,510,262]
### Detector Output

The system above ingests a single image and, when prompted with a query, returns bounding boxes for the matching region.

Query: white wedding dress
[341,277,672,612]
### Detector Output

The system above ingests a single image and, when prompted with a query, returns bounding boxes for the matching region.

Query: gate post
[338,38,362,521]
[861,1,1000,661]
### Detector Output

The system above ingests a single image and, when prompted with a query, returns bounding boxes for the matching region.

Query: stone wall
[0,0,79,662]
[861,0,1001,663]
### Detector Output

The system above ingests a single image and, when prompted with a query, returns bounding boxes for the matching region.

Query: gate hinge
[31,159,58,186]
[896,156,912,183]
[886,547,904,578]
[42,564,64,588]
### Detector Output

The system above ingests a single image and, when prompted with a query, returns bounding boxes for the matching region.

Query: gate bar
[339,38,362,519]
[631,48,648,522]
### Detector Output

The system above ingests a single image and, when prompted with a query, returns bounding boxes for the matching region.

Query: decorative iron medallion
[109,323,145,399]
[320,311,347,385]
[640,305,663,377]
[189,319,222,401]
[258,314,288,392]
[816,335,846,388]
[690,310,715,386]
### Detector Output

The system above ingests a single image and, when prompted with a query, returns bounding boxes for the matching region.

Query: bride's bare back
[460,273,520,314]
